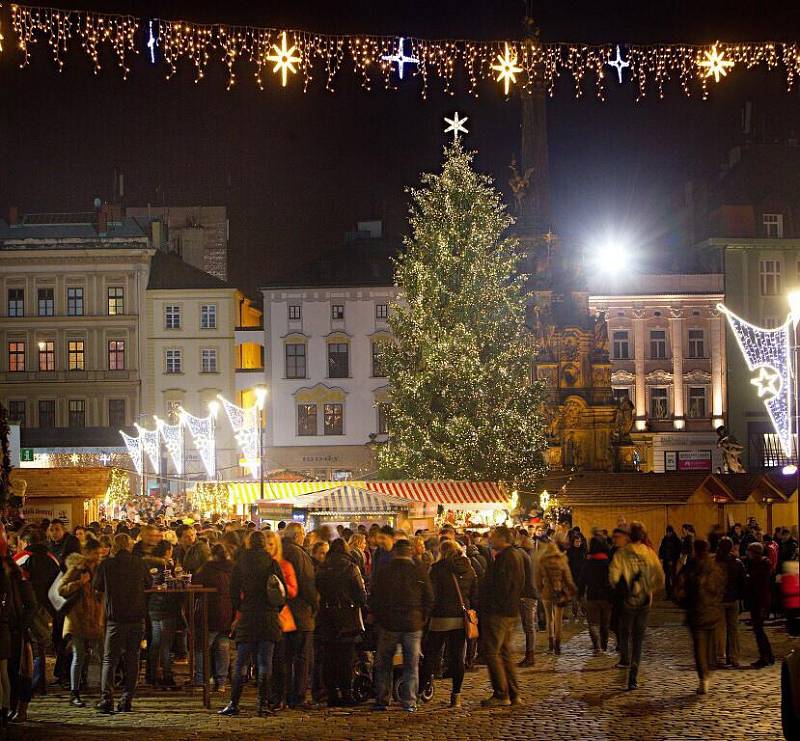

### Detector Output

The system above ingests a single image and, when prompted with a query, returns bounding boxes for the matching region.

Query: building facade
[143,251,263,481]
[588,273,727,473]
[127,205,228,281]
[0,208,154,454]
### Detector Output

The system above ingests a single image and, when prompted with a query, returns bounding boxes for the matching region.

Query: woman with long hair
[219,530,287,717]
[535,542,576,656]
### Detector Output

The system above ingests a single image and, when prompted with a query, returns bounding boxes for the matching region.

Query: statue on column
[592,311,610,360]
[612,396,635,444]
[508,156,534,218]
[716,425,745,473]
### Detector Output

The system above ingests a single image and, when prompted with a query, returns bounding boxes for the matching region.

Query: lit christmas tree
[378,143,548,487]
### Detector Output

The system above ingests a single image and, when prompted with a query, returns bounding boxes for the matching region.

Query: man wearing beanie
[369,538,434,712]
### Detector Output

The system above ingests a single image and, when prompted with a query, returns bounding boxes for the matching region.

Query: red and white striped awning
[364,481,506,506]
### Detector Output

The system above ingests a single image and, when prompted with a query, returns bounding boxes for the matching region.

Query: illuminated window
[107,287,124,315]
[8,342,25,372]
[108,340,125,370]
[38,341,55,371]
[298,404,317,436]
[67,340,85,371]
[324,403,344,435]
[763,213,784,238]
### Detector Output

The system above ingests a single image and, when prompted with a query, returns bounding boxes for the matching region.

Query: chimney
[8,206,18,226]
[97,204,108,235]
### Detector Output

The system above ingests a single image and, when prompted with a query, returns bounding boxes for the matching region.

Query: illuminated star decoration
[219,396,261,480]
[718,304,793,458]
[267,31,301,87]
[751,366,782,399]
[608,45,629,84]
[382,36,418,80]
[180,409,216,479]
[147,20,157,64]
[444,112,469,142]
[699,43,734,83]
[491,42,523,95]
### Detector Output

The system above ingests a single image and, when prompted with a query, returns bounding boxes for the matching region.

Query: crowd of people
[0,513,795,724]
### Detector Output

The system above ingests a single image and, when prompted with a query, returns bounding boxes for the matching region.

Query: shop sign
[665,450,712,472]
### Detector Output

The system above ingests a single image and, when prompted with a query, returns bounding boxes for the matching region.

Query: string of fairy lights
[4,4,800,100]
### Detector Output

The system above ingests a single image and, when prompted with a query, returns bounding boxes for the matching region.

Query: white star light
[491,42,523,95]
[699,43,734,83]
[444,112,469,142]
[267,31,301,87]
[608,45,629,84]
[382,37,418,80]
[751,366,782,399]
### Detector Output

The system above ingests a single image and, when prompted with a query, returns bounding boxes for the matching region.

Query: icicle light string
[5,4,800,100]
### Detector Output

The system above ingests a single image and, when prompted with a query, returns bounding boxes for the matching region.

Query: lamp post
[255,387,268,502]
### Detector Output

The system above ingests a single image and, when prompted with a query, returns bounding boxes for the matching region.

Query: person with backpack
[535,542,576,656]
[219,530,287,717]
[608,521,664,691]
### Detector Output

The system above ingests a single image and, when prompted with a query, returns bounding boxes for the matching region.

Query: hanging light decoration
[134,423,161,474]
[119,430,144,476]
[179,408,216,479]
[155,416,184,475]
[218,395,260,480]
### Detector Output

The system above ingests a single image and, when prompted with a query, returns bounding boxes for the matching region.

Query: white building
[262,223,397,479]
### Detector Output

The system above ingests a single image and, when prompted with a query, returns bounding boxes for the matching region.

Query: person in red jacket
[193,545,234,691]
[746,542,775,668]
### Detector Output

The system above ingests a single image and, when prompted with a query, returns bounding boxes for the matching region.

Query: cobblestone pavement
[8,604,793,741]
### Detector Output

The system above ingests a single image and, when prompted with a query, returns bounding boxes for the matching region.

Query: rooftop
[0,212,155,246]
[147,250,231,291]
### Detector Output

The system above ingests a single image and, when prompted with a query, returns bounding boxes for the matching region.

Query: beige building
[143,251,263,480]
[0,207,154,447]
[588,273,727,472]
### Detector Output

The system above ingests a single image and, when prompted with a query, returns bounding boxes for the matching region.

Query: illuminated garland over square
[179,408,216,479]
[5,5,800,100]
[120,430,143,476]
[135,423,161,474]
[718,304,794,459]
[219,395,260,480]
[156,417,184,475]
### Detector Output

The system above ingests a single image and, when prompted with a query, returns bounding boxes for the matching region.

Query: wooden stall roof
[10,467,111,500]
[714,473,789,503]
[536,472,714,506]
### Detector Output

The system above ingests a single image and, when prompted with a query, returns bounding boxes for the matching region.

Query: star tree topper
[444,112,468,142]
[718,304,793,458]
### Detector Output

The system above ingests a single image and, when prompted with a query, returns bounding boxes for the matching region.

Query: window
[328,342,349,378]
[108,399,126,428]
[37,287,54,316]
[376,303,388,319]
[107,286,124,315]
[612,331,630,360]
[201,348,218,373]
[331,304,344,320]
[687,386,707,418]
[650,388,669,419]
[297,404,317,436]
[687,329,705,358]
[324,403,344,435]
[67,340,85,371]
[760,260,782,296]
[7,289,23,317]
[165,349,182,374]
[67,287,84,316]
[612,387,631,403]
[288,305,302,320]
[377,402,389,435]
[764,213,784,238]
[108,340,125,370]
[38,341,55,371]
[8,341,25,372]
[372,341,386,377]
[285,343,306,379]
[68,399,85,428]
[38,400,55,428]
[165,305,181,329]
[649,330,667,359]
[200,304,217,329]
[8,401,25,428]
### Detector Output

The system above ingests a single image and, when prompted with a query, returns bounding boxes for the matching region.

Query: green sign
[20,448,34,462]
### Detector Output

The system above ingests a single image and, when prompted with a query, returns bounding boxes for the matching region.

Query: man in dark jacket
[93,533,150,713]
[281,522,319,709]
[746,542,774,668]
[658,525,682,599]
[369,539,433,712]
[370,525,395,583]
[714,537,746,667]
[516,536,538,667]
[479,525,525,707]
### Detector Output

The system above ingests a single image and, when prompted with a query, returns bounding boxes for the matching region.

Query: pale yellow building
[143,251,263,481]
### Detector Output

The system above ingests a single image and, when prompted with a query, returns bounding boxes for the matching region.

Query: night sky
[2,1,800,297]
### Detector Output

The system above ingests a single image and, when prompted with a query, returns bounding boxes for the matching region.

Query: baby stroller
[351,646,434,705]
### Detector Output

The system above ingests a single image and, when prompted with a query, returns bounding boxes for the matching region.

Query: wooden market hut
[10,467,111,527]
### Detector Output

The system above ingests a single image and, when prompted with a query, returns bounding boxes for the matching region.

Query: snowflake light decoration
[699,43,734,83]
[179,409,216,479]
[156,417,183,475]
[219,396,261,479]
[491,42,522,95]
[135,424,161,474]
[382,37,418,80]
[444,112,468,142]
[120,430,144,476]
[266,31,300,87]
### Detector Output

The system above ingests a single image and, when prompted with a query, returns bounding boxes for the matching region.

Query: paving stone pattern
[9,604,792,741]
